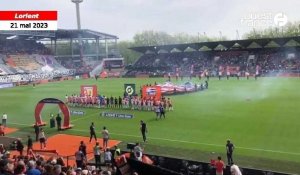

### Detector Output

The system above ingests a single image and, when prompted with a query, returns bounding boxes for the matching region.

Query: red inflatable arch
[34,98,73,130]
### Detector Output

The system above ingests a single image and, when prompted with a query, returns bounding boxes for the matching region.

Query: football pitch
[1,77,300,174]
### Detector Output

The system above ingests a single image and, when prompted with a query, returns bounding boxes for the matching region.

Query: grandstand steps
[7,55,42,72]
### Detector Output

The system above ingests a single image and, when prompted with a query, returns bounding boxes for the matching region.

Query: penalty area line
[7,122,300,156]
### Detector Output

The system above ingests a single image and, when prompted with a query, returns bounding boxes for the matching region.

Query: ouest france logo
[240,12,288,28]
[273,12,288,27]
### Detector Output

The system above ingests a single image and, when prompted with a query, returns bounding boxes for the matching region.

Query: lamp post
[71,0,83,58]
[71,0,83,30]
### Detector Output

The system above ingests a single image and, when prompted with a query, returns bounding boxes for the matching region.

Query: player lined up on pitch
[65,94,174,111]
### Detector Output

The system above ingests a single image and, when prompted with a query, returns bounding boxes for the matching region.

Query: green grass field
[1,77,300,174]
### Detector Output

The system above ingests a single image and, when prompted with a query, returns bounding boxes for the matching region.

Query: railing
[30,148,294,175]
[115,151,293,175]
[142,153,293,175]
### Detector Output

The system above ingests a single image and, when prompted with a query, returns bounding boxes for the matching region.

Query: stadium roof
[55,29,118,40]
[0,29,118,40]
[130,36,300,54]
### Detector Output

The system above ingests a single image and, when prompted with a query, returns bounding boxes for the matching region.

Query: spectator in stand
[27,160,41,175]
[215,156,225,175]
[230,163,242,175]
[43,163,54,175]
[93,142,102,169]
[75,167,82,175]
[56,157,65,167]
[16,139,24,156]
[133,143,143,161]
[53,164,62,175]
[27,135,33,156]
[79,141,87,158]
[104,148,112,170]
[209,152,216,174]
[14,162,26,175]
[75,147,85,168]
[36,161,46,174]
[0,159,15,175]
[0,144,6,154]
[113,145,121,166]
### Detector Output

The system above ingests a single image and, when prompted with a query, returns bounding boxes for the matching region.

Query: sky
[0,0,299,41]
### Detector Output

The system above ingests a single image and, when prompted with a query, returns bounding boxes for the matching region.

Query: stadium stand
[0,29,119,81]
[8,54,42,72]
[0,37,50,55]
[0,144,291,175]
[127,36,300,77]
[0,52,73,81]
[126,48,300,77]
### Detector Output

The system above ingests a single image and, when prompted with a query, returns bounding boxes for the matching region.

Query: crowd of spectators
[0,37,119,76]
[0,38,76,80]
[0,38,51,55]
[57,58,101,75]
[0,70,74,83]
[126,49,300,77]
[0,143,116,175]
[255,50,300,74]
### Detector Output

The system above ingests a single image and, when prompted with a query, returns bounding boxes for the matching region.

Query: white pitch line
[9,122,29,126]
[7,122,300,156]
[109,132,300,156]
